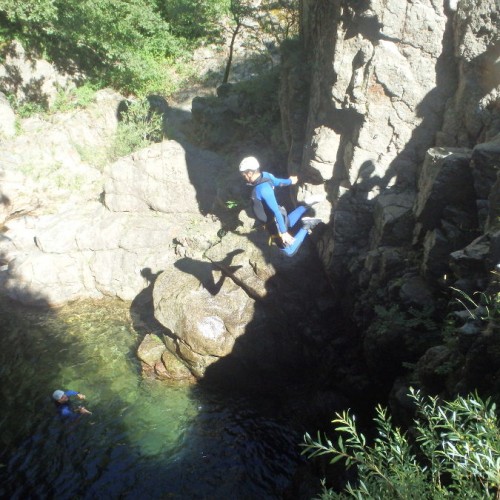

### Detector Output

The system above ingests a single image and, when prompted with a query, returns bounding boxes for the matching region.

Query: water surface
[0,299,303,499]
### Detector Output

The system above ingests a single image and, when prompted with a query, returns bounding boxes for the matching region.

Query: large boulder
[103,140,222,215]
[153,251,257,378]
[151,226,334,381]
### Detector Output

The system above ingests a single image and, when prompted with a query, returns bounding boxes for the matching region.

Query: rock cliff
[278,0,500,401]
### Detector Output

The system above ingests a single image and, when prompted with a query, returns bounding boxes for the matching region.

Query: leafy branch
[303,389,500,499]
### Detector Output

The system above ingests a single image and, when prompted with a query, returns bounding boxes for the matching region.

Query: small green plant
[302,389,500,499]
[51,83,97,113]
[225,199,240,209]
[451,284,500,323]
[108,98,164,160]
[16,100,47,118]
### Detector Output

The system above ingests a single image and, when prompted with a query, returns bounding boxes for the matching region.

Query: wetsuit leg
[287,206,308,228]
[280,227,309,257]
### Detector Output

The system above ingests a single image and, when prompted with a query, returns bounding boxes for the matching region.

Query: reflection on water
[0,299,302,499]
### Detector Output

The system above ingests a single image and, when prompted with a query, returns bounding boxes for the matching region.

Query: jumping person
[52,389,92,420]
[239,156,321,257]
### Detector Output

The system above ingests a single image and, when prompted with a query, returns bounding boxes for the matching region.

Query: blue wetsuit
[55,390,81,420]
[252,172,308,257]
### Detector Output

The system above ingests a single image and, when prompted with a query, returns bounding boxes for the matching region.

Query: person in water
[239,156,322,257]
[52,389,92,420]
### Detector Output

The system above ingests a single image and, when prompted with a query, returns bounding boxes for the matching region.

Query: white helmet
[239,156,260,172]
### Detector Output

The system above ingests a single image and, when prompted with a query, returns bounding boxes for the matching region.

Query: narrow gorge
[0,0,499,497]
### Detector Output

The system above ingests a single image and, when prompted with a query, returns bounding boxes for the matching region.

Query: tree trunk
[222,21,241,84]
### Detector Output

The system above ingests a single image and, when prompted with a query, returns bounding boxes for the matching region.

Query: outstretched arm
[265,172,298,187]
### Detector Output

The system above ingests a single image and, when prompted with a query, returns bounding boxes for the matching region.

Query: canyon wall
[283,0,500,399]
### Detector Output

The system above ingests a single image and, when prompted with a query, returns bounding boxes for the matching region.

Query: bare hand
[280,232,295,247]
[77,393,86,400]
[289,175,298,185]
[78,406,92,415]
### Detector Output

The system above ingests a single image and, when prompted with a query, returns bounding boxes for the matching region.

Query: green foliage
[0,0,57,40]
[7,82,97,117]
[159,0,230,41]
[0,0,300,96]
[0,0,190,95]
[15,100,47,118]
[451,285,500,323]
[303,389,500,499]
[223,0,299,45]
[51,83,97,112]
[224,199,242,209]
[253,0,299,44]
[108,98,164,160]
[370,304,438,336]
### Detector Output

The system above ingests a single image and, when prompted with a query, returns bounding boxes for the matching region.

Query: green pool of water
[0,299,302,499]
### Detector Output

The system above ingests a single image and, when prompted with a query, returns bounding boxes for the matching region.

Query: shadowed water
[0,299,303,499]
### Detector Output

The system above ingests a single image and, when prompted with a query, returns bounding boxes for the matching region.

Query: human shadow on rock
[174,249,244,296]
[130,267,167,336]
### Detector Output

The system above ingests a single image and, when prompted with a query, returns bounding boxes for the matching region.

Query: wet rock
[159,349,196,381]
[137,333,167,371]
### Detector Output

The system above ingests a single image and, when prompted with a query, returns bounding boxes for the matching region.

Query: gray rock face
[471,135,500,230]
[0,203,221,305]
[0,40,74,108]
[289,0,499,288]
[104,140,222,215]
[370,192,415,247]
[438,0,500,146]
[0,88,122,225]
[0,92,16,138]
[413,148,476,239]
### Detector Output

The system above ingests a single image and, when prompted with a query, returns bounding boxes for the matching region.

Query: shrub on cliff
[109,98,164,160]
[303,388,500,499]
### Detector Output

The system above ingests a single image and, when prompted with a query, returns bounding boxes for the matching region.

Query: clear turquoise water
[0,299,302,499]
